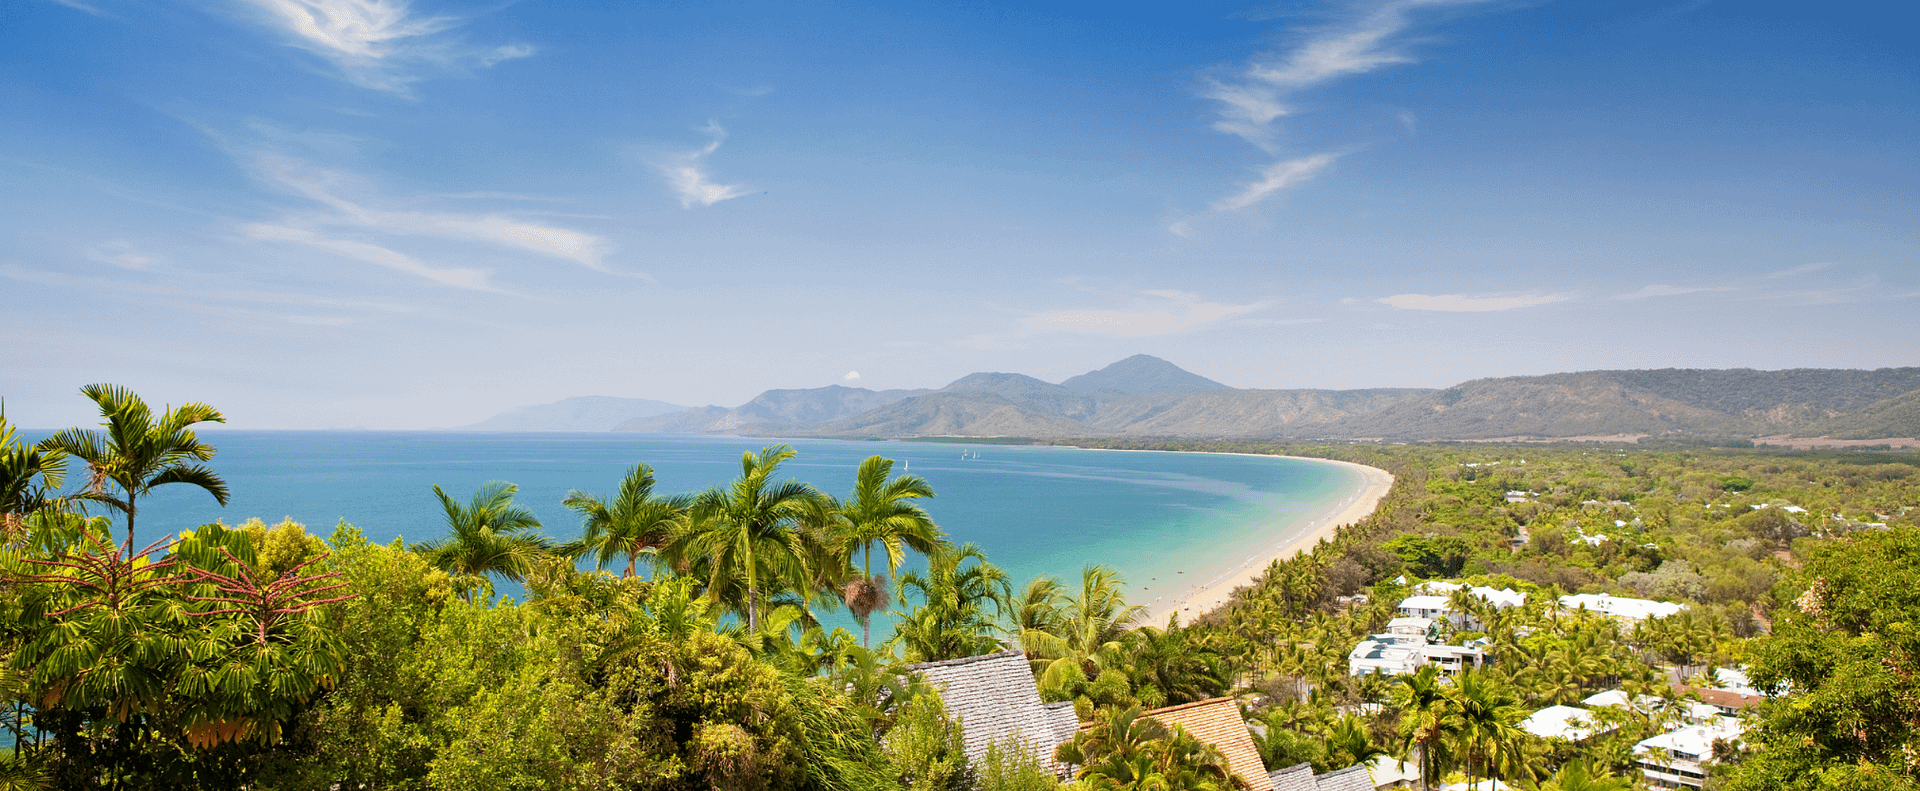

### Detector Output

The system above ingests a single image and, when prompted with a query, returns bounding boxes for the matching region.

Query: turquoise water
[42,431,1363,618]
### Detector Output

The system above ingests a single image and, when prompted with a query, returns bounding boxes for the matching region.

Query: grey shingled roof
[906,650,1076,766]
[1269,762,1316,791]
[1313,763,1376,791]
[1268,762,1377,791]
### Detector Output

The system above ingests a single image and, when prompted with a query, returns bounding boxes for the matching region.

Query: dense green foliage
[3,386,1917,789]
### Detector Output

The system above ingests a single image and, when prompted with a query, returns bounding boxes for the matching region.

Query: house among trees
[1347,615,1489,676]
[1557,592,1687,622]
[1268,760,1377,791]
[1634,718,1743,789]
[1518,704,1613,742]
[1135,697,1275,791]
[1396,581,1527,630]
[905,650,1080,773]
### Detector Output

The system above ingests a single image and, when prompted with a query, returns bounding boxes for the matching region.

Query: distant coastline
[1068,449,1393,626]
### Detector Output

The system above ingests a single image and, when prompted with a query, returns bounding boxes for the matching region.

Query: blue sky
[4,0,1915,428]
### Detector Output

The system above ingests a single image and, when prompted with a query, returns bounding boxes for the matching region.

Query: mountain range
[468,355,1920,441]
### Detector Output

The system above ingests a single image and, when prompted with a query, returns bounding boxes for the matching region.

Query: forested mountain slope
[607,359,1920,441]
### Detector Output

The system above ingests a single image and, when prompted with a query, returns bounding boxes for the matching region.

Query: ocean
[45,431,1363,620]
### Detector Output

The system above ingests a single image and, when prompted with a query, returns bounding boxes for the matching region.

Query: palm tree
[680,445,827,633]
[1125,615,1228,708]
[0,406,68,542]
[38,384,227,550]
[414,481,553,600]
[1448,667,1527,789]
[1392,666,1455,791]
[563,463,690,578]
[1528,758,1632,791]
[1324,713,1391,772]
[887,542,1012,662]
[1023,564,1145,692]
[830,455,947,647]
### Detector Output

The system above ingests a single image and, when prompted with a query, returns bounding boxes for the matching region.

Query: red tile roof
[1673,684,1764,711]
[1138,697,1273,791]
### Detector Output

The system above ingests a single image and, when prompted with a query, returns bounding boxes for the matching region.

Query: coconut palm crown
[680,444,828,633]
[832,455,947,646]
[563,463,690,578]
[414,481,553,599]
[37,384,227,550]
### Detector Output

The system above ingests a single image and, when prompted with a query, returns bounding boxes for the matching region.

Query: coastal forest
[2,386,1917,790]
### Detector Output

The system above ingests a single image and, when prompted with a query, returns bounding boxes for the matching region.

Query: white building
[1398,582,1528,631]
[1582,689,1721,724]
[1635,719,1743,789]
[1347,621,1488,677]
[1519,704,1611,742]
[1558,593,1686,622]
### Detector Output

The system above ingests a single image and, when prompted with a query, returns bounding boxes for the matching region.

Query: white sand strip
[1136,456,1394,626]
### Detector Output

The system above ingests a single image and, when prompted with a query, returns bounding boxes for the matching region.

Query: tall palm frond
[35,384,227,550]
[563,463,691,578]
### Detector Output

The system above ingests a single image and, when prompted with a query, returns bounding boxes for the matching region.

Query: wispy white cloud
[243,223,505,293]
[87,242,158,269]
[1211,153,1340,211]
[660,122,752,208]
[0,263,423,317]
[236,0,533,93]
[1194,0,1489,215]
[44,0,107,16]
[248,152,617,273]
[1613,284,1735,300]
[843,370,861,381]
[1764,261,1834,279]
[1378,293,1570,312]
[1013,290,1271,339]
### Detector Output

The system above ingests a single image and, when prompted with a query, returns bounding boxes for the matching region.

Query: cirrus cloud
[1377,293,1570,312]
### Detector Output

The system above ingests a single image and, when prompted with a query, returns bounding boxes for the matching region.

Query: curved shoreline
[1068,451,1393,626]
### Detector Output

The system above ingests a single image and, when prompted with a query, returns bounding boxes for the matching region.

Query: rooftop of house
[1559,593,1686,620]
[1520,704,1612,741]
[906,650,1078,767]
[1636,719,1744,763]
[1269,761,1375,791]
[1674,684,1765,711]
[1137,697,1273,791]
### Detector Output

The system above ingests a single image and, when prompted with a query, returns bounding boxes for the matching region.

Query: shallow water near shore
[64,431,1363,630]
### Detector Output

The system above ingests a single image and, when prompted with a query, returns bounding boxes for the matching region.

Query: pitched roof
[1267,762,1373,791]
[1520,704,1611,741]
[906,650,1075,767]
[1139,697,1274,791]
[1673,684,1764,711]
[1313,763,1376,791]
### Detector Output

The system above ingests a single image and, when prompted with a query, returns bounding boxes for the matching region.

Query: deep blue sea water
[32,431,1364,621]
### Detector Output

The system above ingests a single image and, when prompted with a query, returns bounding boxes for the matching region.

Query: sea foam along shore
[1130,455,1395,627]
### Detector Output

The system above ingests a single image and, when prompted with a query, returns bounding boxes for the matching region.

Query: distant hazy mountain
[459,396,686,431]
[1794,387,1920,439]
[602,358,1920,442]
[613,385,930,433]
[1316,368,1920,441]
[1061,354,1231,395]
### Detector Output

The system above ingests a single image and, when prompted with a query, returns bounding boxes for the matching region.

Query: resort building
[1398,582,1527,631]
[1671,685,1764,717]
[1135,697,1274,791]
[1634,719,1743,789]
[1557,593,1686,622]
[1518,704,1612,742]
[1582,689,1722,724]
[1347,623,1489,677]
[907,650,1080,774]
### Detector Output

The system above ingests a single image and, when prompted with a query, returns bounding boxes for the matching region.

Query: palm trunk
[862,545,874,648]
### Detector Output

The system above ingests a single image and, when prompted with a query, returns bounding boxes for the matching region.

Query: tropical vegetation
[0,385,1915,789]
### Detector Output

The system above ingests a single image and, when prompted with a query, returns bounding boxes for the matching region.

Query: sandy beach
[1135,456,1395,626]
